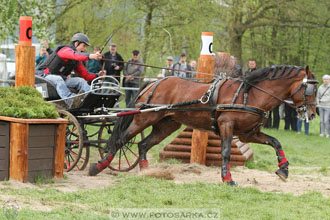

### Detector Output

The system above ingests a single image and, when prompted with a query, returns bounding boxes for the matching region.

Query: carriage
[34,75,144,172]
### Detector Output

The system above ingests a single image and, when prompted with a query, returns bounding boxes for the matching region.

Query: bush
[0,86,58,119]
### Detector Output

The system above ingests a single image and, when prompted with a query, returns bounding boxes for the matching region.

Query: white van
[0,43,40,79]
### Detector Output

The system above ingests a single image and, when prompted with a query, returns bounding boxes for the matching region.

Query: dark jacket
[101,51,124,83]
[38,44,97,81]
[87,60,101,73]
[124,59,144,85]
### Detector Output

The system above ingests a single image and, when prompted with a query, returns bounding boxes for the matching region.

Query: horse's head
[290,66,318,122]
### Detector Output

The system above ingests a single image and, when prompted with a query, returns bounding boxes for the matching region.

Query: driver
[37,33,105,108]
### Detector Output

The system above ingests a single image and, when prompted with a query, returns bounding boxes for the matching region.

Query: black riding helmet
[71,33,90,46]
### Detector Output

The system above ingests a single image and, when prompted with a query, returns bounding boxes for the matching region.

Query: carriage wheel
[58,110,90,172]
[98,122,143,172]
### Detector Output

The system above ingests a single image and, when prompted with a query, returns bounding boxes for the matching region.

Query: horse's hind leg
[240,132,289,181]
[89,115,153,176]
[138,118,181,171]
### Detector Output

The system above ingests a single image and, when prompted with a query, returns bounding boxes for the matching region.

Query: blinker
[305,84,314,96]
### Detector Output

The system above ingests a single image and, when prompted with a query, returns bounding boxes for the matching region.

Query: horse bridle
[290,75,318,119]
[244,72,318,116]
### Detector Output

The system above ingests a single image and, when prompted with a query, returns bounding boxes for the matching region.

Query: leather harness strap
[136,77,269,137]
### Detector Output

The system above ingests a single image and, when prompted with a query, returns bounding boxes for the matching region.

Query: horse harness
[136,77,270,137]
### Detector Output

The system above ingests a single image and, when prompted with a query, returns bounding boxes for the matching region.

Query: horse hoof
[275,168,288,182]
[89,163,100,176]
[226,180,238,186]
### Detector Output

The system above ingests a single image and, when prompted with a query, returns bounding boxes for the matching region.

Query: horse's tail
[108,80,154,152]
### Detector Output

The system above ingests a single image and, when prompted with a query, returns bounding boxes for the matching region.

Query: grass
[245,117,330,173]
[1,175,330,219]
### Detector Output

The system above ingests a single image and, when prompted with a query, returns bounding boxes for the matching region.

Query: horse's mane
[245,65,304,84]
[243,65,305,93]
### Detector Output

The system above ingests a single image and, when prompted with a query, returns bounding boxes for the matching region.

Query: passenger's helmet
[71,33,90,46]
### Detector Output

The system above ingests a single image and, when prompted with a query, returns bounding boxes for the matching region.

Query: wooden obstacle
[159,127,253,166]
[0,117,67,182]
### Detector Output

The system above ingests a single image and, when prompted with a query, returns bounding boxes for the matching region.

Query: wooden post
[9,123,29,182]
[15,16,35,88]
[54,124,67,178]
[190,32,215,164]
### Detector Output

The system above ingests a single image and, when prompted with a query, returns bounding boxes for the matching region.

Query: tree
[214,0,330,70]
[0,0,55,42]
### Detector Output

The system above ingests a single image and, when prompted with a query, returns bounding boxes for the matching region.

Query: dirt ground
[2,163,329,197]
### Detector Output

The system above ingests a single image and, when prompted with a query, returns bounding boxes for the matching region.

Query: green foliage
[0,86,58,119]
[0,0,55,42]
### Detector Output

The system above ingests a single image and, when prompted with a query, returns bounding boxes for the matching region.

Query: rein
[101,57,214,78]
[242,80,298,109]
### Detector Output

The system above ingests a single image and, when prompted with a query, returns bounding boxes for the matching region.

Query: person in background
[41,39,53,55]
[189,60,197,71]
[87,46,101,73]
[284,100,298,132]
[270,64,280,129]
[161,56,174,77]
[189,59,197,78]
[172,53,192,78]
[247,58,257,74]
[297,118,309,135]
[37,33,105,108]
[317,74,330,137]
[35,47,49,70]
[101,43,124,84]
[123,50,144,105]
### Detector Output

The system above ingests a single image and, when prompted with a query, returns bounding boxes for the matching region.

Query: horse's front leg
[240,132,289,181]
[219,121,237,185]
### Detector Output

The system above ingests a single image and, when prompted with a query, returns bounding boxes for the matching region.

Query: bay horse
[89,65,318,185]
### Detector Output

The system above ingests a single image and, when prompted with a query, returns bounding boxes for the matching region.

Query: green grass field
[1,117,330,219]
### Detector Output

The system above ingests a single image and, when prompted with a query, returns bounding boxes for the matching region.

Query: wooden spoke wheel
[58,110,89,172]
[98,122,144,172]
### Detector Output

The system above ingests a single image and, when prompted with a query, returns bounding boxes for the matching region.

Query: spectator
[297,118,309,135]
[123,50,144,105]
[87,46,101,73]
[284,100,298,131]
[37,33,105,108]
[161,56,174,77]
[172,53,192,78]
[271,105,280,129]
[246,58,270,129]
[317,74,330,137]
[41,39,53,55]
[101,43,124,84]
[246,58,257,75]
[35,47,49,70]
[190,60,197,71]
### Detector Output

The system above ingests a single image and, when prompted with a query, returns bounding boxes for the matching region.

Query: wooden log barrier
[160,127,254,167]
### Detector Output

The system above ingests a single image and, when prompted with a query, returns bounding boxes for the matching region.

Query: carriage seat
[34,75,61,100]
[9,75,61,100]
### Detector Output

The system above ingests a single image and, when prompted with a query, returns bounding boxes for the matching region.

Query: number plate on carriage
[35,83,49,98]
